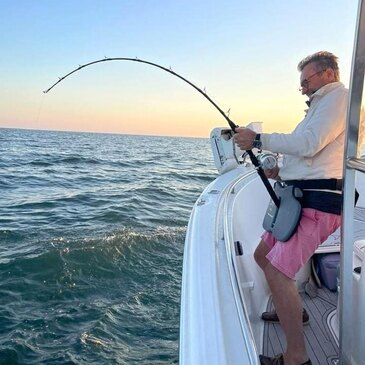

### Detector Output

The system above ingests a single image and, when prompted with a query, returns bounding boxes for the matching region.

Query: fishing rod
[44,57,279,207]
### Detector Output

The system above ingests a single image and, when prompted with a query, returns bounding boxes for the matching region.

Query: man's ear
[326,68,335,81]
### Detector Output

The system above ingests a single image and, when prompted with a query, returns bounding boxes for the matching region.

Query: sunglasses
[299,69,326,91]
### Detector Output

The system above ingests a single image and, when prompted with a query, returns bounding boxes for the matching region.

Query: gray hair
[297,51,340,81]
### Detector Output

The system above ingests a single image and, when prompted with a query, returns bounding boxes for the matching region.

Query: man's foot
[259,354,312,365]
[261,308,309,325]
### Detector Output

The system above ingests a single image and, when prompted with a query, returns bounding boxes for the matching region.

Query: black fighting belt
[286,179,343,215]
[285,178,343,191]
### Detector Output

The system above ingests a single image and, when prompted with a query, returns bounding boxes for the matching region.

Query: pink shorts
[262,208,341,280]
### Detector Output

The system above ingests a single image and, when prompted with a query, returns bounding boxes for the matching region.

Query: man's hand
[233,127,257,150]
[264,166,280,180]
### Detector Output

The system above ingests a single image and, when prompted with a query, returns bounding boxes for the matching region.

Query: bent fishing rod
[44,57,279,207]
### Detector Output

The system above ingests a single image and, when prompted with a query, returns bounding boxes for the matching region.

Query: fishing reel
[239,150,278,171]
[255,151,278,170]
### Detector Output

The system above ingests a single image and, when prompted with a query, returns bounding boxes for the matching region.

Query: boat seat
[354,239,365,262]
[315,227,341,254]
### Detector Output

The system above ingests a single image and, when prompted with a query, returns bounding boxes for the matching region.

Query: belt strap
[284,179,343,191]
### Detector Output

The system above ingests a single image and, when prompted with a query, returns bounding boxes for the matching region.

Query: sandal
[261,308,309,325]
[259,354,312,365]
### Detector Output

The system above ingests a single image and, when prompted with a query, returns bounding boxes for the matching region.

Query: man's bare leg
[254,240,309,364]
[254,240,270,270]
[264,263,309,365]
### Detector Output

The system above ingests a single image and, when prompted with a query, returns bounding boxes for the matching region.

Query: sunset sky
[0,0,359,137]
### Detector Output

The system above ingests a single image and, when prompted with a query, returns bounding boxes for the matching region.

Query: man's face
[300,63,331,97]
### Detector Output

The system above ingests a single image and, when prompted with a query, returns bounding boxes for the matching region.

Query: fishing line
[34,92,46,127]
[43,57,279,206]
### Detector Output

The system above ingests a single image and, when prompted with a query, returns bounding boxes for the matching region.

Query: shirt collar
[308,81,344,103]
[304,82,344,112]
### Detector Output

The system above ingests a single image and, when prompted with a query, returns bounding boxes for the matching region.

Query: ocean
[0,128,217,364]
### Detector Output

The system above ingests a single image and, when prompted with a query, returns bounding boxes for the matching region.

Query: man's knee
[254,240,270,269]
[253,247,262,266]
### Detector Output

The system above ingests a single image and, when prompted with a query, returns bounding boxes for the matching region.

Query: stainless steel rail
[339,0,365,363]
[346,156,365,173]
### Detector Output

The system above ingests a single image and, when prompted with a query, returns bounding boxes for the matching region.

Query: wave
[0,226,183,364]
[0,225,186,275]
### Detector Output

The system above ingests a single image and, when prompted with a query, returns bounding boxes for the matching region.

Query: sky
[0,0,360,137]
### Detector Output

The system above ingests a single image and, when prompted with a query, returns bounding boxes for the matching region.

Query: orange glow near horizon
[0,65,312,138]
[0,85,330,138]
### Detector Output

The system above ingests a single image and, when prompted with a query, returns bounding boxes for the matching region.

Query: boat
[179,1,365,364]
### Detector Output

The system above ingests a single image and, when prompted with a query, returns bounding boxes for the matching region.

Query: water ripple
[0,128,215,364]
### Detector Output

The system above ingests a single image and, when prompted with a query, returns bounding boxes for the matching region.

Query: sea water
[0,128,217,364]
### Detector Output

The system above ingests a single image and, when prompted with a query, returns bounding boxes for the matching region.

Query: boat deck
[263,288,339,365]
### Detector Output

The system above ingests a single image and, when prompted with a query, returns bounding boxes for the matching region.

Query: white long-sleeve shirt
[261,82,348,180]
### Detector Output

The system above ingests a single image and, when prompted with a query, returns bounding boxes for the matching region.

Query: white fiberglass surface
[180,167,262,365]
[225,175,273,350]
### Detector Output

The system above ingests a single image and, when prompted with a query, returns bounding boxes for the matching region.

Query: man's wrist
[252,133,262,149]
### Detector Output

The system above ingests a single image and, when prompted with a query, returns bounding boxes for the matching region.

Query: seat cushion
[354,239,365,261]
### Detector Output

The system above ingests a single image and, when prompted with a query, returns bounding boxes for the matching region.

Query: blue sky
[0,0,359,137]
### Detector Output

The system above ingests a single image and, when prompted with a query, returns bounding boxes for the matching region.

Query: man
[234,51,348,365]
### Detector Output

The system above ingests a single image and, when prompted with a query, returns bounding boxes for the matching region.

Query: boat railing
[340,0,365,363]
[346,156,365,172]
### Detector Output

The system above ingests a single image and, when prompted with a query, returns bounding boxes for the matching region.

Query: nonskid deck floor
[263,288,339,365]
